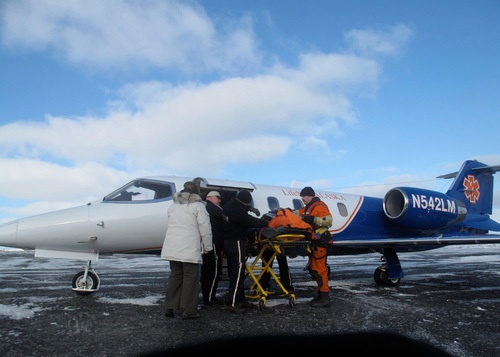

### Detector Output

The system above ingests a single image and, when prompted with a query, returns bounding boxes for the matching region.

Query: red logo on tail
[463,174,480,204]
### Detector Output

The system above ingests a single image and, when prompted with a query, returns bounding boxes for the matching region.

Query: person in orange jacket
[295,186,333,307]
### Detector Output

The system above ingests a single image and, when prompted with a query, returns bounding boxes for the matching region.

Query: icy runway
[1,245,499,356]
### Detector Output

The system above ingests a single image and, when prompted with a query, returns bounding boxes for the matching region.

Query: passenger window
[267,197,279,211]
[337,202,348,217]
[292,199,303,210]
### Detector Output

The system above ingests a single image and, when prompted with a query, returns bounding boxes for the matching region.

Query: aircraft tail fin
[439,160,500,231]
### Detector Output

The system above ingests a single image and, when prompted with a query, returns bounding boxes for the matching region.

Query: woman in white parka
[161,181,213,320]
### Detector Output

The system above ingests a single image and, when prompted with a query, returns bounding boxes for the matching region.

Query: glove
[263,213,273,221]
[302,216,315,225]
[249,207,261,216]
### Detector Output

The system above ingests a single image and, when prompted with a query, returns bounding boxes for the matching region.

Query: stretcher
[245,227,313,309]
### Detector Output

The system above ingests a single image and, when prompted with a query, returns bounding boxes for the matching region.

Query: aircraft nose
[0,220,18,248]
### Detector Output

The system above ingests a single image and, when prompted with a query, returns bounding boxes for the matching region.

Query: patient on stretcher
[260,208,314,240]
[255,209,314,294]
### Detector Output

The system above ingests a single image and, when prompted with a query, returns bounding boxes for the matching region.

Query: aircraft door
[88,179,174,254]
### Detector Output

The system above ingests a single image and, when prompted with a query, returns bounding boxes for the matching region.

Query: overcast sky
[0,0,499,224]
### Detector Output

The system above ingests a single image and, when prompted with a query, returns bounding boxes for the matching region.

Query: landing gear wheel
[374,267,401,287]
[258,298,266,310]
[72,271,99,295]
[288,294,295,308]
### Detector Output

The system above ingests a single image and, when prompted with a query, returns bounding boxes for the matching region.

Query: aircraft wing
[332,234,500,249]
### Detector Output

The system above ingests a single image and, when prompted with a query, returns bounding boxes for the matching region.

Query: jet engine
[383,187,467,230]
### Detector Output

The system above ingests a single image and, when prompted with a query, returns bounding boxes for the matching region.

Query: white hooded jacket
[160,191,213,264]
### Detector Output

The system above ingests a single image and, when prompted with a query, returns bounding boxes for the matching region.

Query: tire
[374,267,401,287]
[72,271,99,295]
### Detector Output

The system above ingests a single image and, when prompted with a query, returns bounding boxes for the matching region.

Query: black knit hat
[300,186,315,197]
[237,190,253,204]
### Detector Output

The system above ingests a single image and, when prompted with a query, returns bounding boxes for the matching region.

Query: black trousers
[200,245,221,302]
[223,239,247,307]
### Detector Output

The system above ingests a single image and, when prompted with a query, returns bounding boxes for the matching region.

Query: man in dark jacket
[223,190,269,313]
[201,191,225,305]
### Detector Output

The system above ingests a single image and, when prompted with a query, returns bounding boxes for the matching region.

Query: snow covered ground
[1,245,499,356]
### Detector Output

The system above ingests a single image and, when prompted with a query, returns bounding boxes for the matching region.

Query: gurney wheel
[288,295,295,308]
[258,298,266,310]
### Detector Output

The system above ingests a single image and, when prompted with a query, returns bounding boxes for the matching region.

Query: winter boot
[310,290,321,302]
[310,291,331,308]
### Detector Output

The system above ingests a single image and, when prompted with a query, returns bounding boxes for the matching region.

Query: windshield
[103,179,174,202]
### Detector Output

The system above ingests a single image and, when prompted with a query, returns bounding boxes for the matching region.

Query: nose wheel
[71,260,100,295]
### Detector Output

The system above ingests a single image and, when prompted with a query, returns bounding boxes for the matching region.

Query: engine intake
[383,187,467,230]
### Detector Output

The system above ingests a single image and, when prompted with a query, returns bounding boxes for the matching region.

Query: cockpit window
[103,180,174,202]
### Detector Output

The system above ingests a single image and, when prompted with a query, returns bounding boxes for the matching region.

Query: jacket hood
[173,191,203,204]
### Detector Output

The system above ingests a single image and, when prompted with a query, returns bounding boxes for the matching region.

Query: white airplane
[1,159,499,295]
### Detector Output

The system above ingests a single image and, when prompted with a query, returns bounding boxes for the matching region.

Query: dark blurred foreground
[144,332,451,356]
